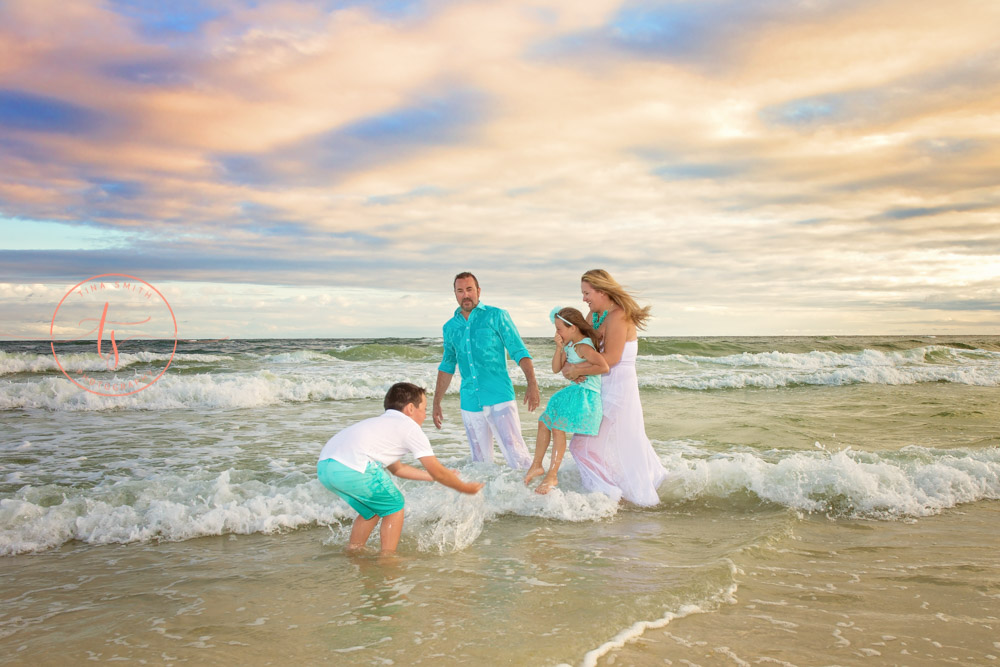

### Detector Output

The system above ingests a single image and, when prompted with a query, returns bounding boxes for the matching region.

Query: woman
[562,269,669,506]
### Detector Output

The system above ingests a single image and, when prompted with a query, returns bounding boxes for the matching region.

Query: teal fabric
[438,302,532,412]
[317,458,404,519]
[539,338,603,435]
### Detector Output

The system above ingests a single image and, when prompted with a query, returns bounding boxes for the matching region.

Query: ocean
[1,336,998,665]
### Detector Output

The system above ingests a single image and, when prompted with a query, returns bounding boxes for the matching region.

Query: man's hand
[433,371,453,429]
[524,383,540,412]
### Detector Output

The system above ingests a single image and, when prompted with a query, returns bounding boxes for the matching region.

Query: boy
[317,382,483,554]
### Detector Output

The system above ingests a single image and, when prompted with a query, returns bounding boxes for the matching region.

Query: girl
[524,307,609,494]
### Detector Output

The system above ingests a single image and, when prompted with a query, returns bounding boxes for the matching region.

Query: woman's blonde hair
[581,269,652,330]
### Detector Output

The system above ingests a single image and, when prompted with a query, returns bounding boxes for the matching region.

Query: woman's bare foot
[535,475,558,494]
[523,466,545,486]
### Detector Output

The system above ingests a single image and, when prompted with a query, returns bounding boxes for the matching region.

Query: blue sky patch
[105,59,195,86]
[218,90,487,185]
[654,162,745,181]
[0,90,104,134]
[109,0,228,36]
[761,97,840,126]
[0,218,139,251]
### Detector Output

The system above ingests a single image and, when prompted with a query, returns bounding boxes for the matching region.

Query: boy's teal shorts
[317,458,405,520]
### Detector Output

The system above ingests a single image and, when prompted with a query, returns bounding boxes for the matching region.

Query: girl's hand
[553,333,565,347]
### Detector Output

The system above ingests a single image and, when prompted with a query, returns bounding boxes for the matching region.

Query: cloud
[531,0,862,68]
[0,0,999,336]
[216,88,489,186]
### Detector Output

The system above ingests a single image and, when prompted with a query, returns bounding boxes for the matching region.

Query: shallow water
[1,336,998,665]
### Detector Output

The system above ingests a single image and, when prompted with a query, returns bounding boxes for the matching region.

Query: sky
[1,0,998,339]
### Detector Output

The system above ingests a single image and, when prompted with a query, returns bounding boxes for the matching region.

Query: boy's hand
[462,481,484,494]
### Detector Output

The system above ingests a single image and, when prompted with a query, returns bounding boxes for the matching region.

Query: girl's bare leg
[536,429,567,494]
[524,421,550,485]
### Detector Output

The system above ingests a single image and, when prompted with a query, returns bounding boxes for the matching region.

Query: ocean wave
[0,470,348,556]
[635,346,1000,389]
[3,443,996,556]
[260,350,336,364]
[0,465,617,556]
[659,444,1000,519]
[326,343,440,362]
[0,350,232,376]
[635,337,1000,357]
[0,368,445,411]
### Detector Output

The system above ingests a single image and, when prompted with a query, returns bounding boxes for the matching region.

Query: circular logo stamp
[50,274,178,396]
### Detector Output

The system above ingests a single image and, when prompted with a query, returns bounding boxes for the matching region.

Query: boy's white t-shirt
[318,409,435,473]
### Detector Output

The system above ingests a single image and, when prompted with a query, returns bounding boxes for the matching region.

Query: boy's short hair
[383,382,427,412]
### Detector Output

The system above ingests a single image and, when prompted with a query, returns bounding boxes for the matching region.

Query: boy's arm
[418,455,483,494]
[386,461,434,482]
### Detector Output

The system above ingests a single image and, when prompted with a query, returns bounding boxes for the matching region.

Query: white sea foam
[260,350,332,364]
[577,565,740,667]
[636,346,1000,389]
[3,444,996,556]
[0,367,445,411]
[3,345,997,412]
[0,350,232,375]
[0,470,351,556]
[0,462,618,556]
[659,445,1000,519]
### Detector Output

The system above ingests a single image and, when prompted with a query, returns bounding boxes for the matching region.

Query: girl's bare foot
[523,466,545,486]
[535,475,558,494]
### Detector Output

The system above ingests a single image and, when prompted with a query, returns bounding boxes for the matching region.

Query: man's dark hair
[453,271,480,289]
[383,382,427,412]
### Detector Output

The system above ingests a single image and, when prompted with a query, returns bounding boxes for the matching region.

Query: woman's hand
[562,363,585,383]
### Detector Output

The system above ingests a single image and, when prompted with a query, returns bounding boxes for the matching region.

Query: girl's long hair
[555,307,601,347]
[581,269,652,330]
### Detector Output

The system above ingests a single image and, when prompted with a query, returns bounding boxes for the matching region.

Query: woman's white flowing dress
[569,340,668,505]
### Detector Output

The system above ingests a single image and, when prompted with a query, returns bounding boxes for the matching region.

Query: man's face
[454,277,481,313]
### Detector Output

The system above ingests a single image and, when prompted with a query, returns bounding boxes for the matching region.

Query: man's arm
[435,324,458,429]
[518,357,540,412]
[433,370,453,429]
[495,309,539,412]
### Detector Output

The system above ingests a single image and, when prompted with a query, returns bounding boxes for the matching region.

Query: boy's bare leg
[524,421,550,486]
[536,429,567,494]
[348,514,380,551]
[379,509,405,554]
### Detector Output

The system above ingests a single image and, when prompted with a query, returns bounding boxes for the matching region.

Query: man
[433,272,540,468]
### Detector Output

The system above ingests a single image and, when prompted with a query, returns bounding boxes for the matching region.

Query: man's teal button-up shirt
[438,302,532,412]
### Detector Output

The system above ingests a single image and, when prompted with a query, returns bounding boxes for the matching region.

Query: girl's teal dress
[539,338,603,435]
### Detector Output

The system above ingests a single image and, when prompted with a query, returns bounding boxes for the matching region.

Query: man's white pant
[461,400,532,469]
